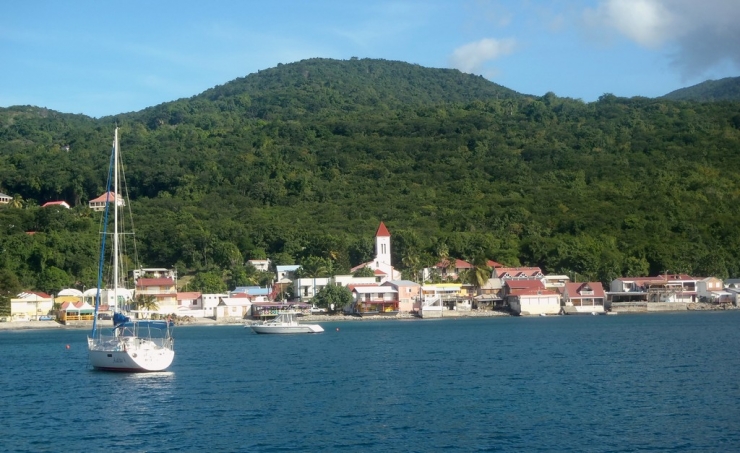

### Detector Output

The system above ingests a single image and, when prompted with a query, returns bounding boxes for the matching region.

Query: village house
[508,287,561,316]
[135,277,178,315]
[422,258,502,282]
[215,294,251,320]
[561,282,606,314]
[247,259,271,272]
[88,191,125,211]
[0,192,11,204]
[293,277,330,302]
[416,283,471,316]
[382,280,421,313]
[495,267,545,281]
[349,285,399,316]
[697,277,732,304]
[176,291,203,315]
[201,293,228,317]
[503,279,561,315]
[231,286,270,302]
[10,291,54,321]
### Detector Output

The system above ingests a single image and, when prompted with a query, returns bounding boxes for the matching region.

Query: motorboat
[249,312,324,334]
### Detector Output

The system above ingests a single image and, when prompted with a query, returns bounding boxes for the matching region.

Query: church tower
[375,222,392,270]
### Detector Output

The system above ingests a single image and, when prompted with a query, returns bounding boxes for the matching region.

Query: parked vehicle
[310,305,327,314]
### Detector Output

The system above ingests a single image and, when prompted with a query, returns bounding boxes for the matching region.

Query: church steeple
[375,222,391,268]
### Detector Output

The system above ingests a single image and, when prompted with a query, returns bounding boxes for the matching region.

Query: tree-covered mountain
[661,76,740,101]
[2,57,740,297]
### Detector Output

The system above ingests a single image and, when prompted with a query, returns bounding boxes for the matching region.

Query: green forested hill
[2,58,740,297]
[661,76,740,101]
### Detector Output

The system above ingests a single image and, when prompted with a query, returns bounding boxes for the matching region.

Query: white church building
[350,222,403,282]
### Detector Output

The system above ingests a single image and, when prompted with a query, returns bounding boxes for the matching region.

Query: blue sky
[2,0,739,118]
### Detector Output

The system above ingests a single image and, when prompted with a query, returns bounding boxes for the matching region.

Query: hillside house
[89,191,125,211]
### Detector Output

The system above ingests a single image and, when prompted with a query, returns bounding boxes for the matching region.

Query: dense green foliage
[1,58,740,294]
[312,284,353,312]
[662,76,740,101]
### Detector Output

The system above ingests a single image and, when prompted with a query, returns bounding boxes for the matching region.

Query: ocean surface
[1,311,739,452]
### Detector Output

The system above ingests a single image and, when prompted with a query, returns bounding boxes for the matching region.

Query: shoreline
[1,304,737,332]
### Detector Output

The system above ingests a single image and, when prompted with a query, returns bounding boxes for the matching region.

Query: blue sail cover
[113,312,131,326]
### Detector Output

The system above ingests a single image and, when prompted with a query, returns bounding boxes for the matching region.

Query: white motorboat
[87,127,175,372]
[250,312,324,334]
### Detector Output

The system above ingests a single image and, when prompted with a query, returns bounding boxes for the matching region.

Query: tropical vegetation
[1,57,740,305]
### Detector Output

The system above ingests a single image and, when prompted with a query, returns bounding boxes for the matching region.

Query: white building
[508,289,561,316]
[294,277,331,302]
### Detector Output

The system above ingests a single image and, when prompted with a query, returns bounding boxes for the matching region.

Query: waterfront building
[201,293,228,317]
[504,279,561,315]
[58,300,95,324]
[176,291,204,316]
[350,286,399,316]
[215,295,251,320]
[697,277,732,304]
[9,291,53,321]
[507,287,561,316]
[382,280,421,312]
[561,282,606,314]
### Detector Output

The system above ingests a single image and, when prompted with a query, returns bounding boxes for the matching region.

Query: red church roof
[375,222,390,237]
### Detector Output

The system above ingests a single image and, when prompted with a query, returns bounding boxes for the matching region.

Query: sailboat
[87,127,175,372]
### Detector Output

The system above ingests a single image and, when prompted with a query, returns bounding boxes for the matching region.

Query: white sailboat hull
[87,127,175,372]
[88,336,174,372]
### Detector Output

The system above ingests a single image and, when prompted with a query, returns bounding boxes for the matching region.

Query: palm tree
[465,255,492,308]
[133,294,159,319]
[401,250,421,282]
[10,195,23,209]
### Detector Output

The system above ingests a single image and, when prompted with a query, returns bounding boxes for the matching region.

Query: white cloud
[583,0,674,48]
[584,0,740,79]
[449,37,516,74]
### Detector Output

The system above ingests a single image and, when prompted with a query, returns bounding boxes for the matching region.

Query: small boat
[250,312,324,334]
[87,127,175,372]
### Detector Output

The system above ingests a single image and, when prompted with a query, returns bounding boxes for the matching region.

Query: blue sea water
[1,311,739,452]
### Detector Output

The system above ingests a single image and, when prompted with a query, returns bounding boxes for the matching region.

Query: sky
[2,0,739,118]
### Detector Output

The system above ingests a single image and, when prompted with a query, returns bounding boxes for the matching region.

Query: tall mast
[114,127,119,311]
